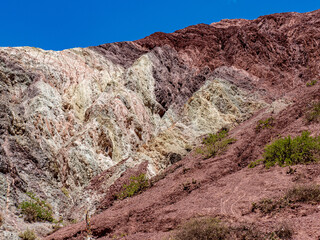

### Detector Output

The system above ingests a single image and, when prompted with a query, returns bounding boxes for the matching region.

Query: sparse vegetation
[112,233,128,239]
[50,223,62,234]
[70,218,78,224]
[229,224,266,240]
[251,198,288,214]
[285,185,320,203]
[181,179,200,193]
[249,131,320,168]
[116,174,149,200]
[306,102,320,122]
[252,185,320,215]
[248,159,263,168]
[61,187,70,198]
[182,167,191,174]
[256,117,274,131]
[306,80,318,87]
[172,217,293,240]
[19,192,54,222]
[273,223,293,240]
[196,129,236,159]
[286,166,297,175]
[173,218,230,240]
[18,229,37,240]
[231,223,292,240]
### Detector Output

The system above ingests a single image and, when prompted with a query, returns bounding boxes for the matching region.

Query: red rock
[45,10,320,240]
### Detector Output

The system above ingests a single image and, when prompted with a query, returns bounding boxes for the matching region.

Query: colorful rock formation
[0,9,320,240]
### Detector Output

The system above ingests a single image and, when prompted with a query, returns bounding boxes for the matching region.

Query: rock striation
[0,9,320,239]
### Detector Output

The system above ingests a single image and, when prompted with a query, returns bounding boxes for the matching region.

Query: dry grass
[252,185,320,215]
[172,217,293,240]
[19,229,37,240]
[306,102,320,122]
[173,218,229,240]
[285,185,320,203]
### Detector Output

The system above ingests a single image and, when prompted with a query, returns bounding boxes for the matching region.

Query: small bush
[256,117,274,131]
[252,185,320,215]
[49,223,63,235]
[285,185,320,203]
[19,192,54,222]
[248,159,263,168]
[70,218,78,224]
[173,218,293,240]
[61,187,70,198]
[116,174,149,200]
[230,224,267,240]
[250,131,320,168]
[19,229,37,240]
[273,223,293,239]
[173,218,230,240]
[112,233,127,239]
[196,129,236,159]
[306,102,320,123]
[306,80,318,87]
[181,179,200,193]
[251,198,288,214]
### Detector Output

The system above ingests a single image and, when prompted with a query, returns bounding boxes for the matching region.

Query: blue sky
[1,0,319,50]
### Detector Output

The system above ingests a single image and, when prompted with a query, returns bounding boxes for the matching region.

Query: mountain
[0,9,320,240]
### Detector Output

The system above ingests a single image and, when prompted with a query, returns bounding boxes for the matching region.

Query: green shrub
[250,131,320,168]
[18,229,37,240]
[116,174,149,200]
[248,159,263,168]
[306,102,320,122]
[306,80,318,87]
[256,117,274,131]
[196,129,236,159]
[19,192,54,222]
[61,187,70,198]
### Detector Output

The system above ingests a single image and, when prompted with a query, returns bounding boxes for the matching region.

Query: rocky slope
[0,9,319,240]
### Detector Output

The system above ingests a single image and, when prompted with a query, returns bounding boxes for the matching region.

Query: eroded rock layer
[0,9,320,239]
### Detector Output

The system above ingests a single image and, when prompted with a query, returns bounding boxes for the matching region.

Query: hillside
[0,9,320,240]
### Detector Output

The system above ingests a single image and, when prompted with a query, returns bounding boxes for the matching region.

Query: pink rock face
[89,10,320,113]
[135,10,320,99]
[1,9,320,240]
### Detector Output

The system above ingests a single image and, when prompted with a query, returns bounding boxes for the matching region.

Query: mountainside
[0,9,320,240]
